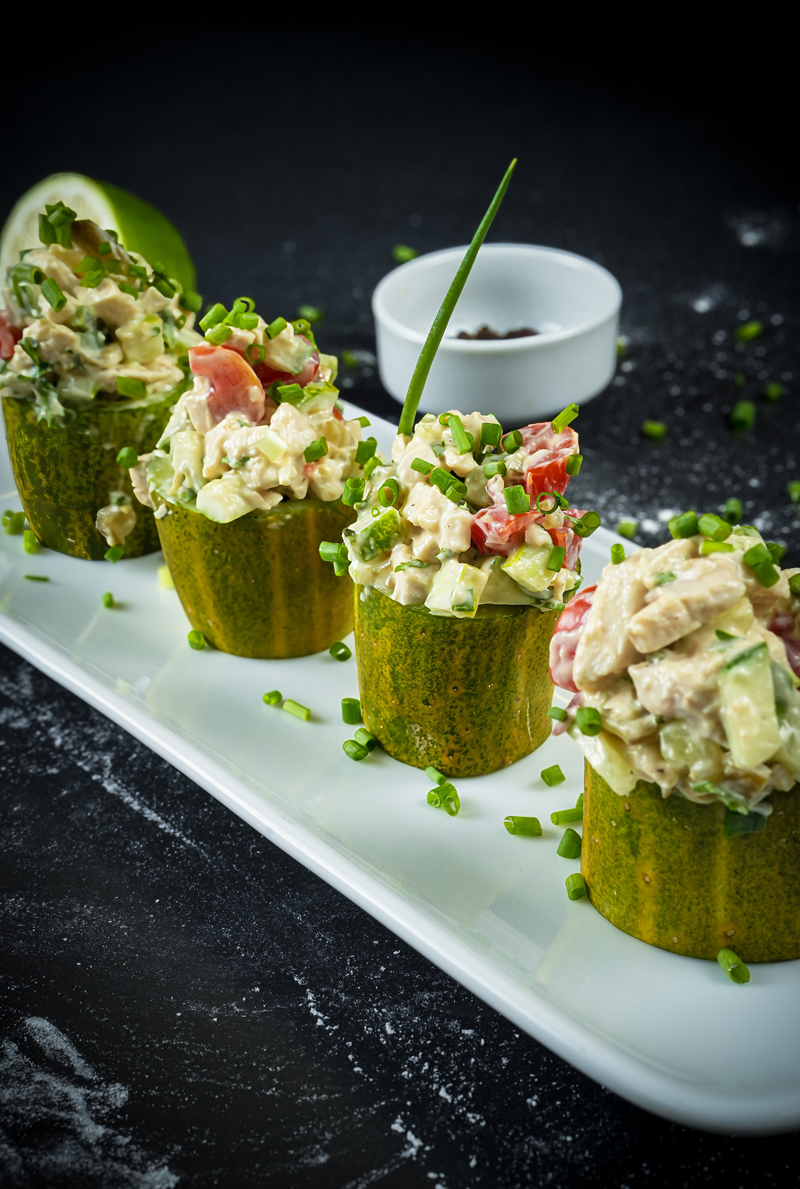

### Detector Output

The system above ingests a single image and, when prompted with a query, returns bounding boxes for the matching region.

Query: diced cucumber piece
[478,555,541,605]
[659,720,724,781]
[255,427,289,463]
[352,507,403,561]
[170,430,205,491]
[568,726,638,796]
[501,543,557,593]
[776,702,800,780]
[296,380,338,416]
[146,450,177,501]
[718,641,781,769]
[425,558,488,618]
[195,473,253,523]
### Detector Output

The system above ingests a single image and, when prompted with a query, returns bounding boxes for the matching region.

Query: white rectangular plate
[1,402,798,1136]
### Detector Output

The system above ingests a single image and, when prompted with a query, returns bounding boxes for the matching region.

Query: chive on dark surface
[698,513,732,542]
[551,403,579,434]
[565,453,583,476]
[743,543,779,587]
[557,828,582,859]
[734,320,762,343]
[668,511,699,539]
[642,420,668,440]
[723,497,743,524]
[503,816,542,837]
[616,519,637,540]
[730,400,756,432]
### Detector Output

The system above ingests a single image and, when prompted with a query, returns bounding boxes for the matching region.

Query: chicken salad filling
[0,201,201,424]
[550,518,800,816]
[133,301,364,522]
[333,409,598,617]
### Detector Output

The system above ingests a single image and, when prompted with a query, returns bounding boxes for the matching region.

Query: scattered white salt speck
[612,376,626,387]
[438,1087,452,1102]
[641,519,660,534]
[693,296,713,313]
[712,330,726,345]
[670,386,681,396]
[749,478,760,488]
[176,1013,181,1017]
[782,371,793,381]
[658,508,680,522]
[703,402,713,412]
[772,314,784,325]
[621,360,635,373]
[738,309,750,320]
[385,1022,395,1035]
[391,1116,404,1133]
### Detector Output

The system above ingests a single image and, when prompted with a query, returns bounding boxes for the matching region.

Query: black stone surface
[1,26,799,1189]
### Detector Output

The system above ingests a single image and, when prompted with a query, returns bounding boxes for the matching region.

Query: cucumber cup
[0,195,200,559]
[135,301,366,658]
[552,517,800,962]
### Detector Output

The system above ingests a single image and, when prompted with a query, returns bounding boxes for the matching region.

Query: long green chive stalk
[397,159,517,437]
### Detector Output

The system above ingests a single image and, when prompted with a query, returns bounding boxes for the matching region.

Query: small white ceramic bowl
[372,244,622,426]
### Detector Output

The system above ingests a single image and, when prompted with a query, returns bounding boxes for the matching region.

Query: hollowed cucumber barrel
[155,495,355,658]
[582,763,800,962]
[3,390,177,560]
[353,584,559,777]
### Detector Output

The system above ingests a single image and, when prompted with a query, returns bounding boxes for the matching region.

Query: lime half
[1,173,195,290]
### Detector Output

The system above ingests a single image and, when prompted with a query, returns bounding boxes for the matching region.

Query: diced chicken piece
[628,556,746,654]
[589,678,658,743]
[402,483,473,555]
[83,277,139,327]
[385,544,435,605]
[572,551,653,691]
[28,319,81,369]
[629,648,728,741]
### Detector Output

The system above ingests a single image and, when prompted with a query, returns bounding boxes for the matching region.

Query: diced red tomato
[0,311,21,360]
[522,423,579,499]
[549,584,597,691]
[472,484,541,556]
[188,344,266,426]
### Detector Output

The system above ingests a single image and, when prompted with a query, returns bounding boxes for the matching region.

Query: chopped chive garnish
[503,816,542,836]
[4,510,25,535]
[698,513,732,541]
[355,437,377,465]
[398,159,516,436]
[392,244,419,263]
[445,477,467,503]
[763,381,784,402]
[427,782,460,815]
[483,457,507,479]
[551,403,579,434]
[199,303,227,331]
[502,429,523,451]
[565,453,583,476]
[319,540,349,565]
[480,421,503,450]
[104,545,124,563]
[41,277,66,312]
[734,372,745,389]
[700,540,735,555]
[411,457,434,475]
[642,420,668,440]
[575,793,584,811]
[116,376,146,399]
[787,481,800,504]
[187,629,206,650]
[23,574,49,581]
[546,545,565,572]
[363,455,380,481]
[246,343,266,366]
[616,338,626,359]
[557,827,582,859]
[343,739,368,761]
[743,543,779,587]
[575,707,603,736]
[611,543,625,564]
[565,873,587,901]
[266,316,288,340]
[342,477,366,506]
[263,690,282,705]
[541,764,565,787]
[119,281,139,299]
[565,510,601,538]
[730,400,755,432]
[379,478,400,506]
[205,323,234,346]
[789,574,800,598]
[734,320,763,343]
[446,414,473,454]
[551,806,582,825]
[424,766,447,785]
[356,417,371,430]
[716,629,736,641]
[616,519,637,539]
[297,304,323,323]
[354,727,378,752]
[329,640,352,662]
[342,350,360,370]
[101,591,114,608]
[342,697,362,724]
[668,510,699,539]
[116,446,139,468]
[766,541,786,564]
[547,706,568,723]
[284,699,311,721]
[717,948,750,984]
[723,497,743,524]
[304,437,328,463]
[22,529,37,554]
[504,486,530,515]
[180,290,203,313]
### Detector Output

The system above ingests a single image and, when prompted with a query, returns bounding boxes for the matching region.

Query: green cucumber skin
[3,391,177,560]
[582,763,800,963]
[156,496,355,658]
[353,584,558,778]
